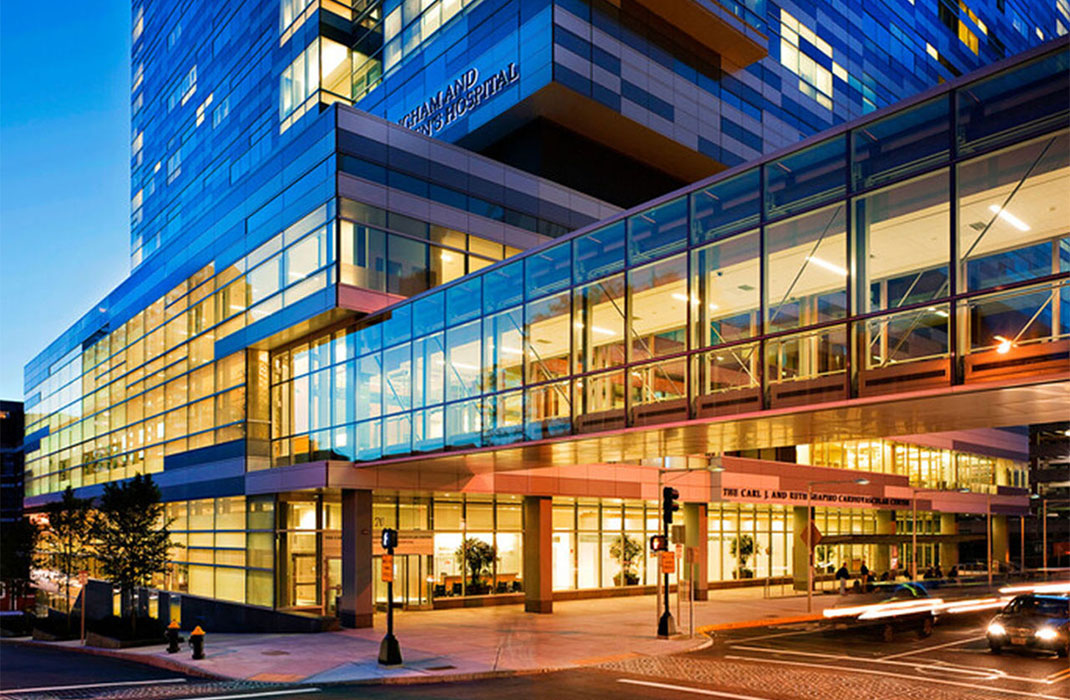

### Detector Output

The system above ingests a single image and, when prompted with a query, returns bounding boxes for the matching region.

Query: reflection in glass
[692,231,760,347]
[628,197,687,264]
[573,275,626,374]
[690,169,760,244]
[628,254,687,362]
[765,205,847,333]
[483,308,524,393]
[852,96,950,190]
[855,171,950,313]
[446,321,481,401]
[574,221,625,284]
[765,325,847,383]
[525,381,570,440]
[525,292,571,383]
[957,131,1070,292]
[861,305,950,368]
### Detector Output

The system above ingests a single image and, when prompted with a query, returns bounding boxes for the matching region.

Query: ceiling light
[806,255,847,276]
[988,204,1030,231]
[994,335,1012,354]
[500,346,523,355]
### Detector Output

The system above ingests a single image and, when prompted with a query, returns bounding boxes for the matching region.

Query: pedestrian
[835,563,850,595]
[948,564,959,582]
[859,560,870,592]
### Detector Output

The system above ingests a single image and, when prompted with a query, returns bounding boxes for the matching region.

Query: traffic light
[662,486,679,524]
[381,528,398,550]
[649,535,668,552]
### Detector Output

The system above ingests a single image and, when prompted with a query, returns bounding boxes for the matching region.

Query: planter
[85,630,164,649]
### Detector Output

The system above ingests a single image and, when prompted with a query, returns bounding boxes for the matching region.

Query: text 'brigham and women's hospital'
[397,62,519,136]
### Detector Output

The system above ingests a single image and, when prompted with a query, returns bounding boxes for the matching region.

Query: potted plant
[731,534,755,579]
[610,534,641,586]
[454,538,496,595]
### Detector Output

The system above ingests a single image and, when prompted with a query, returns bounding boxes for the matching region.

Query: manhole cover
[261,650,291,656]
[427,665,456,671]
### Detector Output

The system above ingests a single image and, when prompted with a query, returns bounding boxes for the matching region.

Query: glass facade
[797,439,1028,492]
[268,48,1069,465]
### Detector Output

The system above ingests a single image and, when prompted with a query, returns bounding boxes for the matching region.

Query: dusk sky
[0,1,132,400]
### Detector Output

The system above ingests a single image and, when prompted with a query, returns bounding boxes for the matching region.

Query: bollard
[189,625,205,659]
[166,620,181,654]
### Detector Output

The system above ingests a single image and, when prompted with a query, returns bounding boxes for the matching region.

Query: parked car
[986,594,1069,658]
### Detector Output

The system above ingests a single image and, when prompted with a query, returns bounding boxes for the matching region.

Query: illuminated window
[132,6,144,43]
[779,9,834,110]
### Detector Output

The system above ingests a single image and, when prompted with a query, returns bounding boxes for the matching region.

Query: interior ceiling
[360,378,1070,476]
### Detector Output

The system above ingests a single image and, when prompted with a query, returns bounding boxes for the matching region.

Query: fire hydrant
[166,620,181,654]
[189,625,205,660]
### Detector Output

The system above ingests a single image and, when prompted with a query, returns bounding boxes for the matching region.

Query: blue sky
[0,1,131,400]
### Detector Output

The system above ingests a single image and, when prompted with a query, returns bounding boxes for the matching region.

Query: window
[280,41,319,120]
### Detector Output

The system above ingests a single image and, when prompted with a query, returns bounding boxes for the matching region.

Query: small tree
[731,534,755,578]
[43,487,94,622]
[0,517,39,608]
[454,538,496,592]
[609,534,642,585]
[94,474,171,633]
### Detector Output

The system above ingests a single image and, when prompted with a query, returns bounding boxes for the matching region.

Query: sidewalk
[20,587,844,685]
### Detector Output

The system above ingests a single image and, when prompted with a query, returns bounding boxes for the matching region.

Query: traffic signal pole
[378,528,402,666]
[657,486,678,638]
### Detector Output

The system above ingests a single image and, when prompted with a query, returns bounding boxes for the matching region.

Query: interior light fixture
[993,335,1012,354]
[574,321,616,336]
[988,204,1030,231]
[927,307,949,318]
[500,346,523,355]
[806,255,847,276]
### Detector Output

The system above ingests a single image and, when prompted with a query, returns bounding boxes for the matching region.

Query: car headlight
[1035,627,1059,641]
[987,622,1006,636]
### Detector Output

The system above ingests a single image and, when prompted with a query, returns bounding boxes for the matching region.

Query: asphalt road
[0,642,194,690]
[2,613,1066,700]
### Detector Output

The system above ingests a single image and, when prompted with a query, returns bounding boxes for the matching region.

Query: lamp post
[806,477,870,613]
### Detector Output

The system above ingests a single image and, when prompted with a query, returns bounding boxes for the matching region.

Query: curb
[1,638,226,680]
[696,614,824,635]
[3,625,712,688]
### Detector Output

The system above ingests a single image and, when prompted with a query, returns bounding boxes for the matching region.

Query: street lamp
[807,477,870,613]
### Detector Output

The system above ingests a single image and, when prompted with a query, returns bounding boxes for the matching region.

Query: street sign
[381,554,394,582]
[660,550,675,574]
[800,522,823,547]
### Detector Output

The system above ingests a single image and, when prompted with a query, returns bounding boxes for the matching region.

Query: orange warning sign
[381,553,394,582]
[660,550,675,574]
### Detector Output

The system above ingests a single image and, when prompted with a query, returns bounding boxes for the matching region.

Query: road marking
[3,679,186,693]
[880,635,984,659]
[1048,667,1070,682]
[617,679,772,699]
[725,655,1069,699]
[729,644,1052,684]
[171,690,319,700]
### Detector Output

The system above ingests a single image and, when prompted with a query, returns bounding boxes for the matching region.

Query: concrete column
[340,489,373,628]
[992,515,1009,568]
[684,503,709,601]
[523,496,553,613]
[792,506,809,591]
[939,513,958,569]
[874,510,894,574]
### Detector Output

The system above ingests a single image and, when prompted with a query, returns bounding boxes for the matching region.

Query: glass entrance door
[373,554,432,609]
[290,552,319,607]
